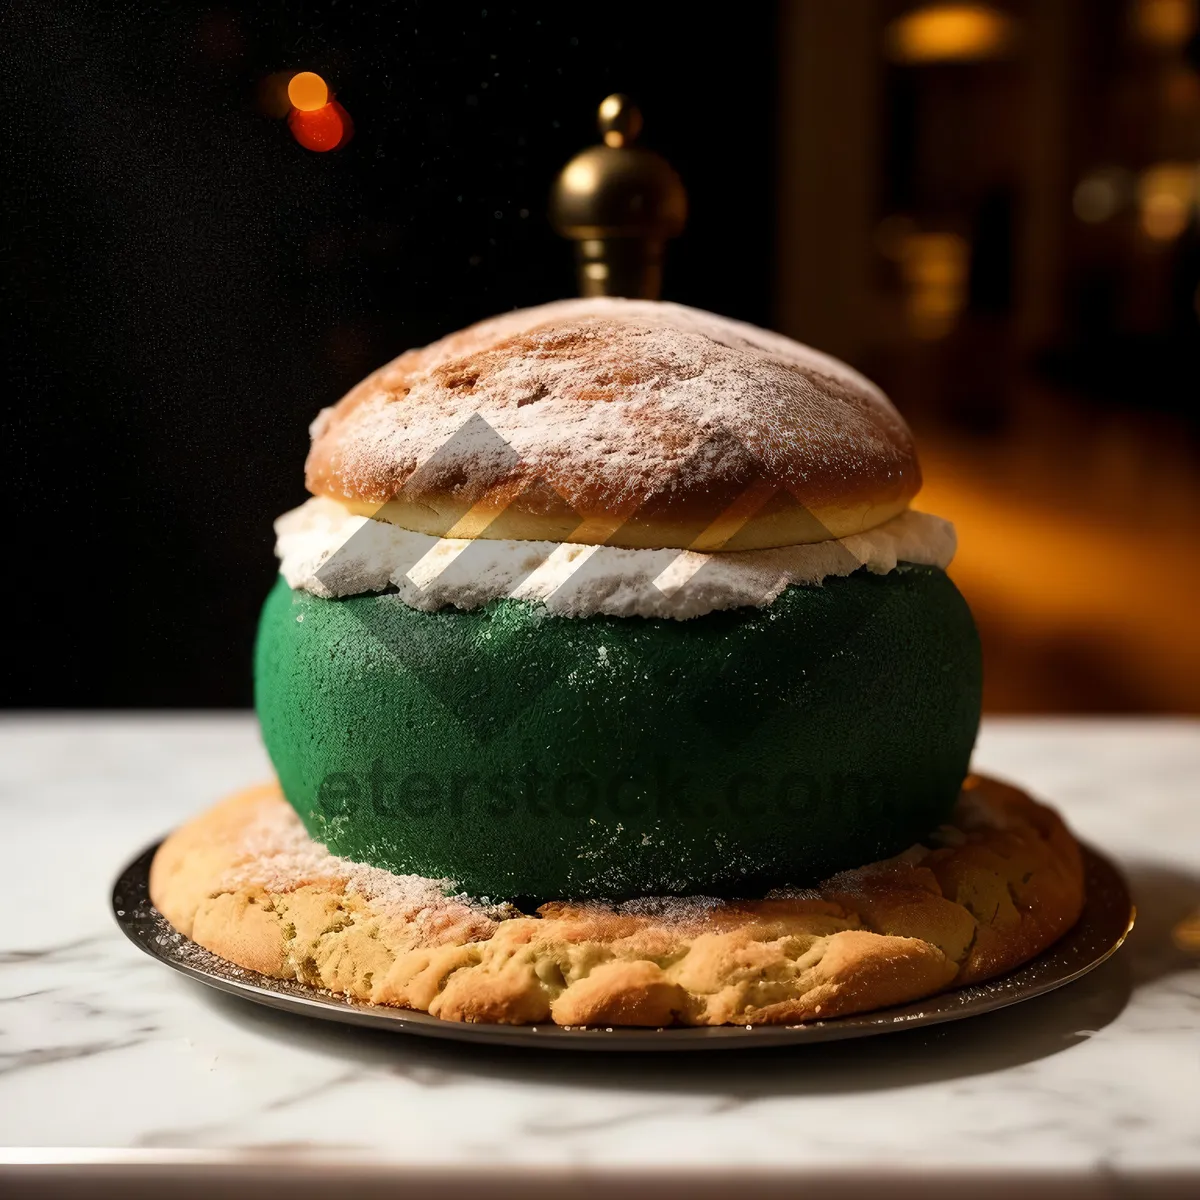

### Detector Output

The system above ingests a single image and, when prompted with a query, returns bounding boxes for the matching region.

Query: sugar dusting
[366,296,891,401]
[276,496,956,618]
[306,298,918,516]
[222,795,516,939]
[223,796,751,929]
[218,790,1001,933]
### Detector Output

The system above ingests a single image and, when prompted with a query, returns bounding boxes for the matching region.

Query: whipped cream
[275,497,956,621]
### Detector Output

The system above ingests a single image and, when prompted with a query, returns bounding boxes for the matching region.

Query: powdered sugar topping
[306,298,918,522]
[222,793,515,936]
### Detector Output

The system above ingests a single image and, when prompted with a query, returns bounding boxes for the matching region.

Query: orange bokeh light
[288,71,330,112]
[288,100,353,152]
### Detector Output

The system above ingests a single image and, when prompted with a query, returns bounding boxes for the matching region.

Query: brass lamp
[550,94,687,300]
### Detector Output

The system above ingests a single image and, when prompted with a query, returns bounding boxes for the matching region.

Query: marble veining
[0,715,1197,1183]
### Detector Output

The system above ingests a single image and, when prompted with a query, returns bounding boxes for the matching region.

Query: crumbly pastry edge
[149,775,1085,1027]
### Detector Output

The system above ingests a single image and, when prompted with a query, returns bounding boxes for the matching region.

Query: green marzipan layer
[254,565,982,900]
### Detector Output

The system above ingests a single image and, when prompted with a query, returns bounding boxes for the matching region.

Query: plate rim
[112,839,1134,1052]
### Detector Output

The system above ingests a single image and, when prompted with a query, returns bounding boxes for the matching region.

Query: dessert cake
[151,298,1086,1025]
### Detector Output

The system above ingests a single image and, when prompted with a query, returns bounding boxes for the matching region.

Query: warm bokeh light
[1073,168,1133,223]
[1175,910,1200,954]
[1137,162,1196,240]
[876,217,969,339]
[288,70,330,113]
[1131,0,1198,49]
[918,425,1200,712]
[288,100,352,152]
[897,231,969,340]
[885,4,1017,64]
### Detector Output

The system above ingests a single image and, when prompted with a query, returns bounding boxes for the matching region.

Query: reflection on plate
[113,841,1133,1052]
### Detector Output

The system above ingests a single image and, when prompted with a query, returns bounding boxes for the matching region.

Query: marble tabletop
[1,715,1198,1198]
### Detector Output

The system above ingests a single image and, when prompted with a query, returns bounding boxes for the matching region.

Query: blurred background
[2,0,1197,712]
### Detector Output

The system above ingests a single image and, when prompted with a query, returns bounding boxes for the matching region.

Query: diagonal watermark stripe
[312,411,892,747]
[315,415,588,743]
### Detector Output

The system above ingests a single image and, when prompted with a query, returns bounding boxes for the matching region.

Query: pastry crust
[305,298,921,551]
[150,774,1084,1026]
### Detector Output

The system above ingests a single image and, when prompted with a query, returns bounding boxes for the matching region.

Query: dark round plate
[113,840,1133,1051]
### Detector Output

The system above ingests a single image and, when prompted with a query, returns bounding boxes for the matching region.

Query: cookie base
[149,775,1085,1027]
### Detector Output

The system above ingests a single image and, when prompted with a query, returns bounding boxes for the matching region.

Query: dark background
[5,1,1200,714]
[0,1,777,706]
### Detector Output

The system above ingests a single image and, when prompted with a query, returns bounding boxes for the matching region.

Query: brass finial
[550,95,687,299]
[598,93,643,147]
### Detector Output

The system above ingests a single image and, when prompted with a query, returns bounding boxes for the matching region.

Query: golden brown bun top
[305,298,921,550]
